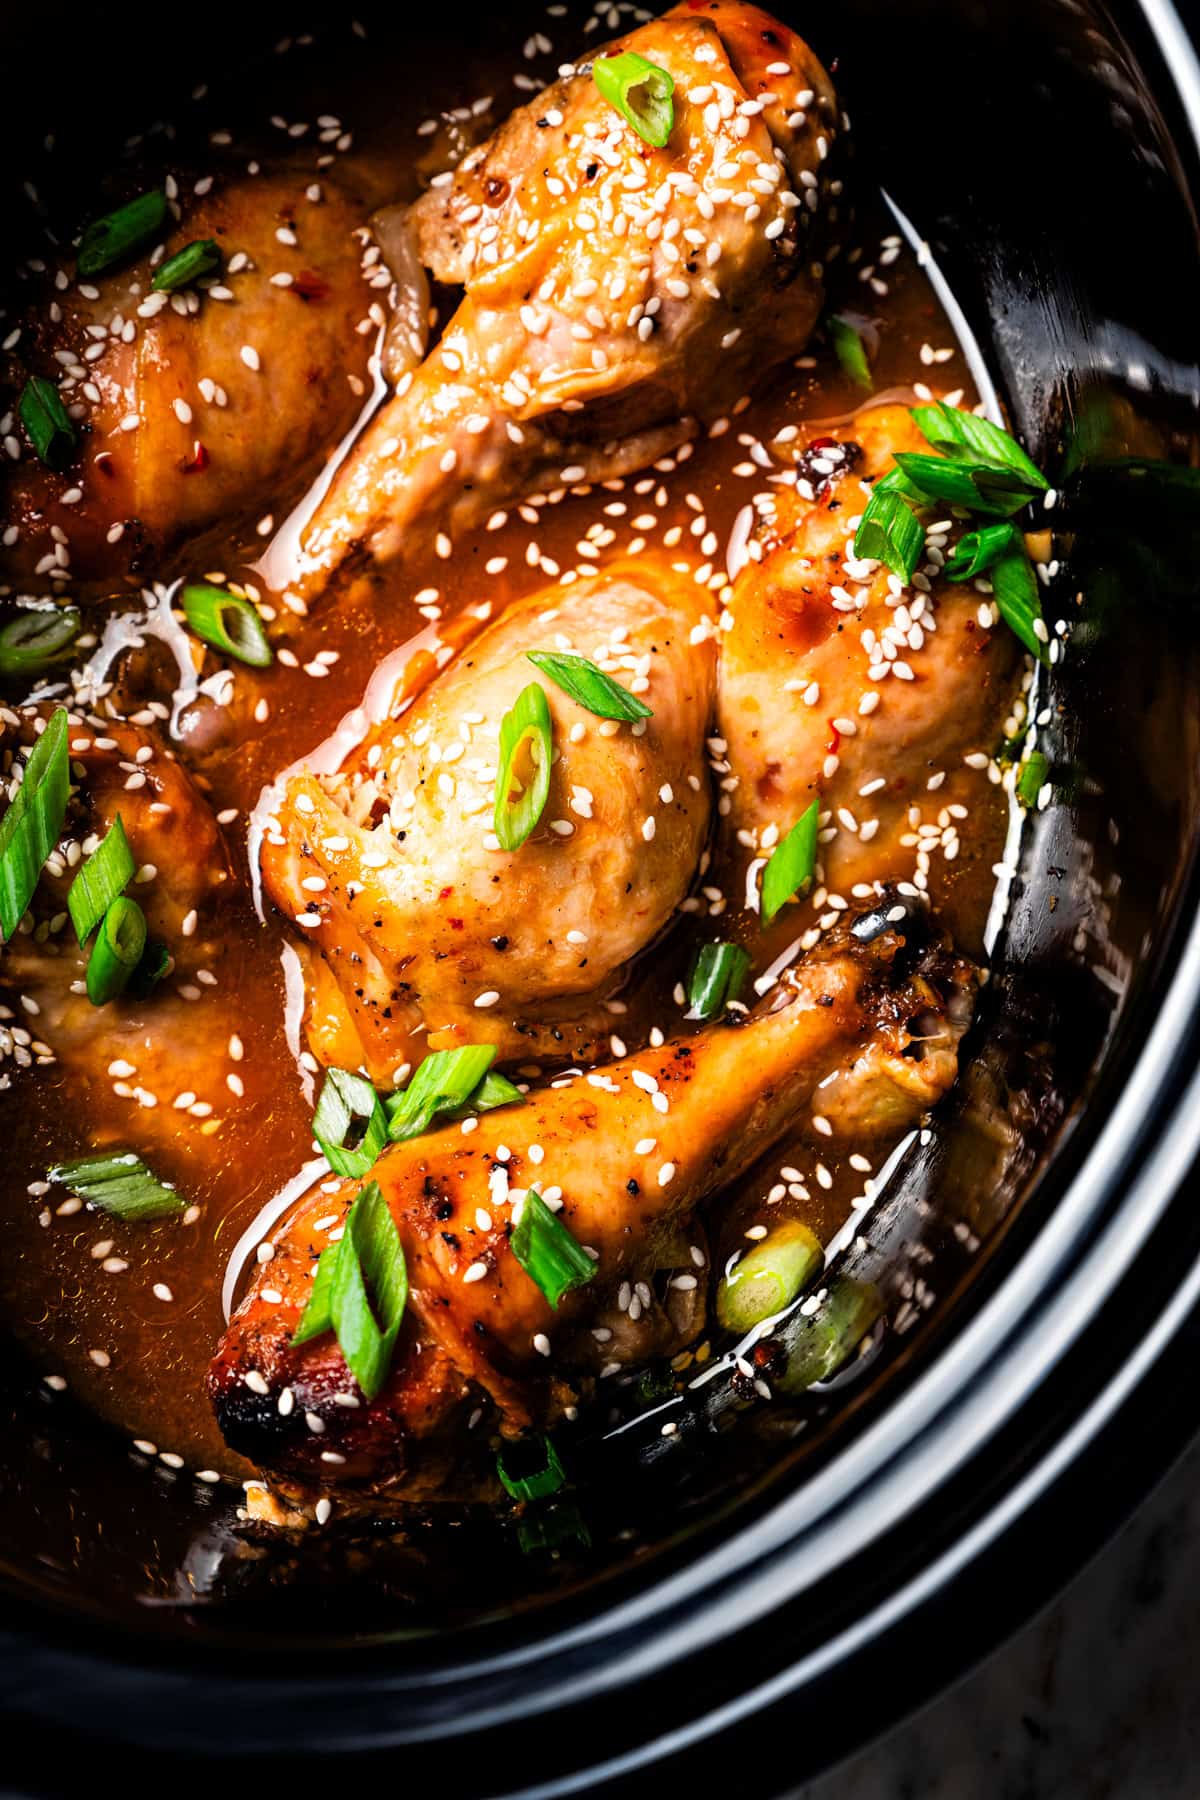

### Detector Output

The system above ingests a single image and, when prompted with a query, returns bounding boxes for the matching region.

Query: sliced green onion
[517,1501,591,1555]
[444,1068,525,1121]
[0,707,70,942]
[18,377,77,470]
[313,1066,390,1178]
[151,238,222,293]
[852,487,924,583]
[687,940,750,1021]
[780,1276,883,1392]
[67,815,135,946]
[512,1188,596,1308]
[131,937,171,995]
[525,651,652,721]
[86,895,147,1005]
[496,1434,566,1501]
[1017,750,1049,808]
[49,1150,184,1221]
[493,682,552,851]
[828,314,873,391]
[760,798,819,926]
[716,1221,823,1333]
[181,583,273,669]
[892,451,1038,517]
[0,607,81,678]
[77,190,168,278]
[291,1180,408,1401]
[990,541,1050,665]
[943,521,1019,582]
[910,401,1049,493]
[386,1044,499,1142]
[593,51,675,148]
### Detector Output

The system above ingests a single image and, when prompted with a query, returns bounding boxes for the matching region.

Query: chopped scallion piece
[852,487,924,583]
[18,377,77,470]
[910,401,1049,493]
[493,681,552,851]
[1016,750,1049,808]
[67,815,135,946]
[716,1220,823,1333]
[313,1066,389,1178]
[827,313,873,391]
[517,1501,591,1555]
[386,1044,499,1142]
[77,190,168,278]
[989,541,1050,665]
[151,238,222,293]
[0,707,70,942]
[892,450,1039,517]
[181,583,273,669]
[593,51,675,148]
[496,1434,566,1502]
[86,895,147,1005]
[943,521,1019,582]
[0,607,81,678]
[291,1180,408,1401]
[760,798,819,926]
[687,940,750,1021]
[781,1276,883,1392]
[50,1150,184,1221]
[511,1188,596,1308]
[525,650,652,721]
[444,1068,525,1121]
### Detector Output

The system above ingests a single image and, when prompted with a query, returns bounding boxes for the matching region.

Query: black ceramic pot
[2,0,1199,1793]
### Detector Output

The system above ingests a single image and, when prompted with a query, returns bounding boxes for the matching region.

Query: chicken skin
[5,172,377,588]
[258,560,716,1083]
[209,911,976,1498]
[718,404,1021,899]
[268,0,839,600]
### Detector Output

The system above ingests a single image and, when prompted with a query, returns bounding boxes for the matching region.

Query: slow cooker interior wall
[1,0,1198,1650]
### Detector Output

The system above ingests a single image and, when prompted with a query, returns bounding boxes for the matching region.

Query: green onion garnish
[386,1044,501,1142]
[151,238,222,293]
[313,1066,390,1178]
[828,314,873,391]
[781,1275,883,1392]
[593,51,675,148]
[511,1188,596,1308]
[443,1068,525,1120]
[77,190,168,278]
[687,940,750,1021]
[525,651,652,722]
[910,401,1049,494]
[18,377,77,471]
[0,607,81,678]
[0,707,70,942]
[1016,750,1048,808]
[760,798,819,926]
[517,1501,591,1555]
[496,1434,566,1502]
[852,487,924,584]
[181,583,273,669]
[943,521,1019,582]
[67,815,135,946]
[716,1220,823,1333]
[49,1150,184,1221]
[989,541,1050,665]
[891,451,1040,518]
[291,1180,408,1401]
[493,681,552,851]
[86,895,147,1005]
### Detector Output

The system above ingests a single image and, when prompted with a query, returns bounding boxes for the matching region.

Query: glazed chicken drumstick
[209,911,976,1499]
[267,0,839,600]
[259,559,716,1083]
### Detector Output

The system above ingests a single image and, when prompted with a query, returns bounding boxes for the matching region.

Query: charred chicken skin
[209,912,976,1498]
[269,0,839,599]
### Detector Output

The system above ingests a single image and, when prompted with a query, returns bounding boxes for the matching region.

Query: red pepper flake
[180,440,209,474]
[825,718,842,754]
[290,269,329,303]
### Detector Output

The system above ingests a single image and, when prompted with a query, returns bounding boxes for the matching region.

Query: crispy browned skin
[209,915,976,1500]
[4,173,375,587]
[274,1,838,599]
[259,559,717,1082]
[718,403,1021,897]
